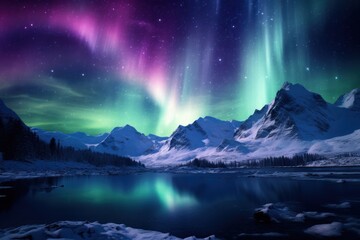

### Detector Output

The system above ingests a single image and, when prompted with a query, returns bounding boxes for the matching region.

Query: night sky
[0,0,359,136]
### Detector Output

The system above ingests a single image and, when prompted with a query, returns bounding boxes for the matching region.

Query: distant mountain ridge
[32,128,109,150]
[3,82,360,164]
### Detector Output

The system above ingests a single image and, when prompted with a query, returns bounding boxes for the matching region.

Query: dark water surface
[1,167,360,239]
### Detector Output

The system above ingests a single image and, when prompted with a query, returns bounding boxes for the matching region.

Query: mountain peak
[279,82,316,99]
[112,124,138,134]
[335,88,360,111]
[275,82,327,108]
[96,124,153,156]
[235,83,331,140]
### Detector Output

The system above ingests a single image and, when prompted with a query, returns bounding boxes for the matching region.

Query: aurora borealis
[0,1,359,136]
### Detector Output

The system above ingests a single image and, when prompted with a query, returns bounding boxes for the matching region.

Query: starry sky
[0,0,359,136]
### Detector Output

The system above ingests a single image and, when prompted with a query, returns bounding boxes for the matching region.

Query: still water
[1,168,360,239]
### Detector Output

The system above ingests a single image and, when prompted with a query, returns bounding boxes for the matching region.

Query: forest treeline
[0,119,144,167]
[184,153,324,168]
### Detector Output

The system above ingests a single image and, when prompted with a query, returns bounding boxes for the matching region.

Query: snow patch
[304,222,343,237]
[325,201,351,209]
[303,211,336,219]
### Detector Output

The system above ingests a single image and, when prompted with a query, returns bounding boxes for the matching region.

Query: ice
[304,222,343,237]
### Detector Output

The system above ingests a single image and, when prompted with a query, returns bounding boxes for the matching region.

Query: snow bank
[254,203,338,224]
[303,211,336,219]
[304,222,343,237]
[0,221,216,240]
[325,201,351,209]
[344,217,360,235]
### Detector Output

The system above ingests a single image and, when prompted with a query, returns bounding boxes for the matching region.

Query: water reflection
[61,174,197,211]
[1,170,359,238]
[154,179,197,210]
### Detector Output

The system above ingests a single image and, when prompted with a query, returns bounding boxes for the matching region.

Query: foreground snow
[254,202,360,238]
[304,222,343,237]
[0,221,216,240]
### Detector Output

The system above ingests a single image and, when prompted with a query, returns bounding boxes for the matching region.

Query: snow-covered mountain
[33,125,164,156]
[94,125,156,157]
[2,82,360,166]
[33,128,108,150]
[234,83,360,141]
[166,116,241,150]
[335,88,360,111]
[138,84,360,165]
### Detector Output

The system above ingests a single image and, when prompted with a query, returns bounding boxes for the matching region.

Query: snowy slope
[235,83,360,141]
[33,128,108,150]
[335,88,360,111]
[308,129,360,154]
[94,125,155,157]
[166,116,241,150]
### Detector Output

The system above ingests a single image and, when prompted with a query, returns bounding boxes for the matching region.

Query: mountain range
[1,82,360,166]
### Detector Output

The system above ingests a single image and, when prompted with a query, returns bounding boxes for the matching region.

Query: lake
[1,167,360,239]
